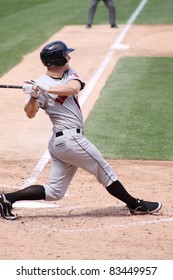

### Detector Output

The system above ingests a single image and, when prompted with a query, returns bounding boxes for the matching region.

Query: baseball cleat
[0,194,16,220]
[127,199,162,215]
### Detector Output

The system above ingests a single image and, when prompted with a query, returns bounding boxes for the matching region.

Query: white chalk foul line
[62,217,173,233]
[41,216,173,233]
[21,0,148,207]
[22,149,50,188]
[108,216,173,230]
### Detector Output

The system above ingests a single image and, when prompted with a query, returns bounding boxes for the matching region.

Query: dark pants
[87,0,116,26]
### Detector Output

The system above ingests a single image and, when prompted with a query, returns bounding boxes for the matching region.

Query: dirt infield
[0,24,173,260]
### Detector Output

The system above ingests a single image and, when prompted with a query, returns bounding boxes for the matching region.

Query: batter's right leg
[0,185,45,220]
[44,155,78,201]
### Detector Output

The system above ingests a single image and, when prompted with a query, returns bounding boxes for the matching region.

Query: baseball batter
[0,41,162,220]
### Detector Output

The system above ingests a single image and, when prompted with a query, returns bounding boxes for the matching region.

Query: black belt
[55,128,82,137]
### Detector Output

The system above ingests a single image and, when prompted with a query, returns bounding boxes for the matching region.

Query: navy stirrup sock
[106,180,136,209]
[5,185,46,204]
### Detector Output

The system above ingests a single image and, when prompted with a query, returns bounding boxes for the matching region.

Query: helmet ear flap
[56,56,67,66]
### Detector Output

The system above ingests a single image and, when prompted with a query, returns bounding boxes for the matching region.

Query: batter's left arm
[47,80,82,96]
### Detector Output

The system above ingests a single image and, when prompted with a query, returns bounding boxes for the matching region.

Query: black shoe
[111,24,118,28]
[127,199,162,215]
[87,24,92,28]
[0,194,16,220]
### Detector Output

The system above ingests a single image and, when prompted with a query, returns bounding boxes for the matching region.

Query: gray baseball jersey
[26,67,117,200]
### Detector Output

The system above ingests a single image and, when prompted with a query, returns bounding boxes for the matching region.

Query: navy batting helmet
[40,41,75,66]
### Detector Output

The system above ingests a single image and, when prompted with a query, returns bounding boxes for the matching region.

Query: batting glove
[24,80,49,95]
[36,84,49,95]
[23,84,39,99]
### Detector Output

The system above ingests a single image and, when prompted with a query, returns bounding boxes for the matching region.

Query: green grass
[0,0,89,76]
[85,57,173,160]
[0,0,172,76]
[135,0,173,24]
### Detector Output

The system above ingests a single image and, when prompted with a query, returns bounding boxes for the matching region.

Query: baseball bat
[0,84,23,89]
